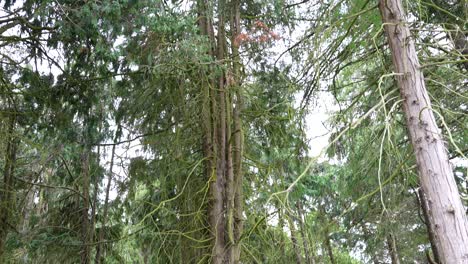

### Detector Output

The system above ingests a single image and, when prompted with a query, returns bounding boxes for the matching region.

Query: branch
[93,126,173,147]
[15,176,84,199]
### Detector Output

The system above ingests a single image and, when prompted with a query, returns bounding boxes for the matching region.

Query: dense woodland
[0,0,467,263]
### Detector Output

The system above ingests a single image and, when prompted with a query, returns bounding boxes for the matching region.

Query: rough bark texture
[379,0,468,262]
[197,0,244,262]
[0,113,17,260]
[215,1,228,262]
[197,1,224,261]
[418,189,441,264]
[230,0,244,262]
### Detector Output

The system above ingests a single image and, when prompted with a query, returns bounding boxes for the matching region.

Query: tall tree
[197,0,245,261]
[0,110,17,259]
[379,0,468,262]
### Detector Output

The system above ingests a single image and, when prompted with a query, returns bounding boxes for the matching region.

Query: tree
[379,0,468,262]
[0,0,466,263]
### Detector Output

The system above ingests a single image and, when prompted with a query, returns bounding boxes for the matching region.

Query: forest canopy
[0,0,467,263]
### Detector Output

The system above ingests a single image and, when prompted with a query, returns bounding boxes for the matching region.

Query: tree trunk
[287,216,304,264]
[81,150,91,264]
[417,189,441,263]
[296,201,315,264]
[0,113,17,260]
[230,0,244,262]
[324,227,335,264]
[197,0,244,262]
[386,234,400,264]
[277,207,287,262]
[211,0,228,258]
[197,0,218,262]
[90,120,103,258]
[379,0,468,262]
[95,129,118,264]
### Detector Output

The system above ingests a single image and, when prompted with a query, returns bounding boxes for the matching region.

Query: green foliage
[0,0,465,263]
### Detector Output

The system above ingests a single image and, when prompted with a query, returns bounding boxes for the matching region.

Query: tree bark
[386,234,400,264]
[0,113,17,260]
[95,129,119,263]
[197,1,218,262]
[379,0,468,262]
[418,189,441,264]
[211,0,228,259]
[81,150,91,264]
[230,0,244,262]
[90,119,103,258]
[197,0,244,262]
[197,1,227,261]
[296,201,314,264]
[287,215,304,264]
[324,227,335,264]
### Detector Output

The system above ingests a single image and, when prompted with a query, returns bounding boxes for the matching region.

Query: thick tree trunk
[386,234,400,264]
[197,0,244,263]
[379,0,468,262]
[0,113,17,259]
[197,1,218,262]
[197,0,227,259]
[418,189,441,263]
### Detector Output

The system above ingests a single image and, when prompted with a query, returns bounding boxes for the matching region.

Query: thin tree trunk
[90,121,103,255]
[81,150,91,264]
[277,207,287,261]
[231,0,244,262]
[296,201,314,264]
[90,176,99,245]
[319,205,335,264]
[212,0,228,259]
[37,170,50,225]
[0,113,17,259]
[287,213,303,264]
[386,234,400,264]
[95,129,119,264]
[21,186,35,234]
[324,227,335,264]
[20,185,35,263]
[379,0,468,262]
[417,189,441,263]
